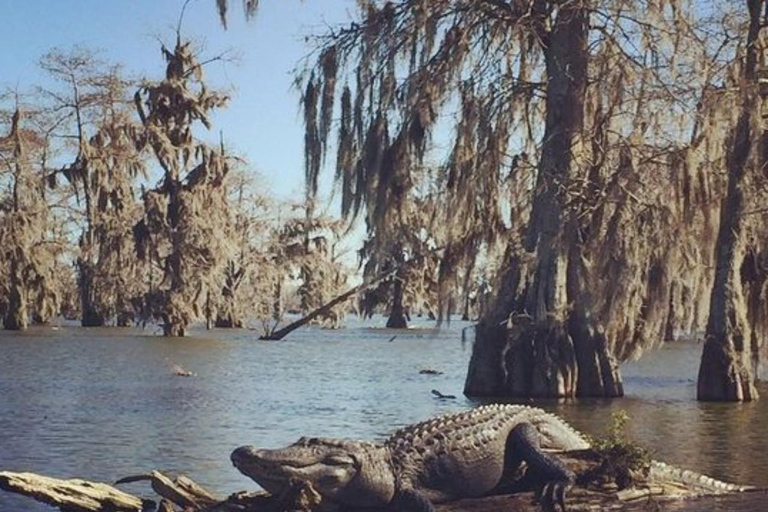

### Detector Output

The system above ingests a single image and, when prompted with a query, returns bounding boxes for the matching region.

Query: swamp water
[1,318,767,511]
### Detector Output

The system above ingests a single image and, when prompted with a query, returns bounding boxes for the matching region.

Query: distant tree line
[0,35,354,337]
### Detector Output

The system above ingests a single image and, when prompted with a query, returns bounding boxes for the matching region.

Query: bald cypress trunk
[386,276,408,328]
[4,256,29,331]
[696,0,764,402]
[162,179,187,337]
[465,4,622,398]
[78,259,105,327]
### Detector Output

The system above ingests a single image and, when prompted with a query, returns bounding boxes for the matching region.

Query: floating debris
[171,363,194,377]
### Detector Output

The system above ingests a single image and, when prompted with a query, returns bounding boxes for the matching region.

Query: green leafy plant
[590,411,652,489]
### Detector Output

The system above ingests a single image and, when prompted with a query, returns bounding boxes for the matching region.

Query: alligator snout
[231,445,259,467]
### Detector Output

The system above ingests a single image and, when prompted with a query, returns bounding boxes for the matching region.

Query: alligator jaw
[231,445,297,494]
[231,439,397,508]
[231,441,360,497]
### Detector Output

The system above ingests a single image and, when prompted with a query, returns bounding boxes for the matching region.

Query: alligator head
[231,437,396,507]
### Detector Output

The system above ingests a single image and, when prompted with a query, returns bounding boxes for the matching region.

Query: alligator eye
[326,455,354,465]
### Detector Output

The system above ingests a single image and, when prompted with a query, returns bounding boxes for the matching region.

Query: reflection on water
[1,319,766,511]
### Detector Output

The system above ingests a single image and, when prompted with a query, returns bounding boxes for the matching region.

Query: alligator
[231,404,749,512]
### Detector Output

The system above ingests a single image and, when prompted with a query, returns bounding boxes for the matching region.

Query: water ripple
[1,321,766,511]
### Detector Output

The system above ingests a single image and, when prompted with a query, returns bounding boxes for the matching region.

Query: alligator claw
[555,479,572,512]
[537,479,571,512]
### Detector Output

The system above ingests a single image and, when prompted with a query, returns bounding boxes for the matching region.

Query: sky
[0,0,357,200]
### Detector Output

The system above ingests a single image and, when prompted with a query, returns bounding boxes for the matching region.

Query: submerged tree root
[0,450,758,512]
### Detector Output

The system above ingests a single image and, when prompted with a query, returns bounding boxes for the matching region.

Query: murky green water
[1,319,766,511]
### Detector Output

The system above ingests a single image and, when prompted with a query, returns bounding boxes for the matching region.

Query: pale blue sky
[0,0,356,199]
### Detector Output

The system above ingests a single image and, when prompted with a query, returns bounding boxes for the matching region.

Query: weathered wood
[116,471,219,510]
[0,471,149,512]
[2,454,762,512]
[176,474,219,504]
[219,450,760,512]
[434,488,767,512]
[157,499,176,512]
[193,485,321,512]
[212,486,766,512]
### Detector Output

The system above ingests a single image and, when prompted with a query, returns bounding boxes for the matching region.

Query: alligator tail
[649,460,754,493]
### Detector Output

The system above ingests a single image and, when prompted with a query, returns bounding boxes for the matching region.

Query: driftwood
[435,488,767,512]
[1,450,762,512]
[0,471,151,512]
[115,471,219,510]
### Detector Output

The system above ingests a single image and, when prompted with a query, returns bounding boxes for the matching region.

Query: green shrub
[590,411,652,489]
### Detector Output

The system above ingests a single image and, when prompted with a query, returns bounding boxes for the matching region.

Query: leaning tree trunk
[4,256,29,331]
[697,0,764,402]
[386,276,408,328]
[465,4,622,398]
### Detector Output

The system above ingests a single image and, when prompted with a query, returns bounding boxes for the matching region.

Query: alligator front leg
[509,422,575,512]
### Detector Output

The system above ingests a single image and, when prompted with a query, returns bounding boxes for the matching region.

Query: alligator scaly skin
[648,461,753,493]
[385,404,589,501]
[232,404,752,512]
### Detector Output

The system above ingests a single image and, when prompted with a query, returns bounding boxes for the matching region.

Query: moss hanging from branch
[133,37,234,336]
[299,1,744,397]
[0,107,64,329]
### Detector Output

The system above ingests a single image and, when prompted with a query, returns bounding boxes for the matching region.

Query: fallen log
[0,471,151,512]
[115,471,219,510]
[157,500,176,512]
[260,252,434,340]
[260,282,364,340]
[1,451,761,512]
[434,487,768,512]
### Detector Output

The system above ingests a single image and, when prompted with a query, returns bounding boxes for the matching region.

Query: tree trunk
[163,315,187,337]
[461,258,476,322]
[205,291,213,330]
[215,314,243,328]
[79,259,106,327]
[116,313,132,327]
[465,5,622,398]
[272,279,283,322]
[386,277,408,328]
[163,180,188,337]
[4,256,28,331]
[461,295,470,322]
[697,0,764,402]
[215,268,244,328]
